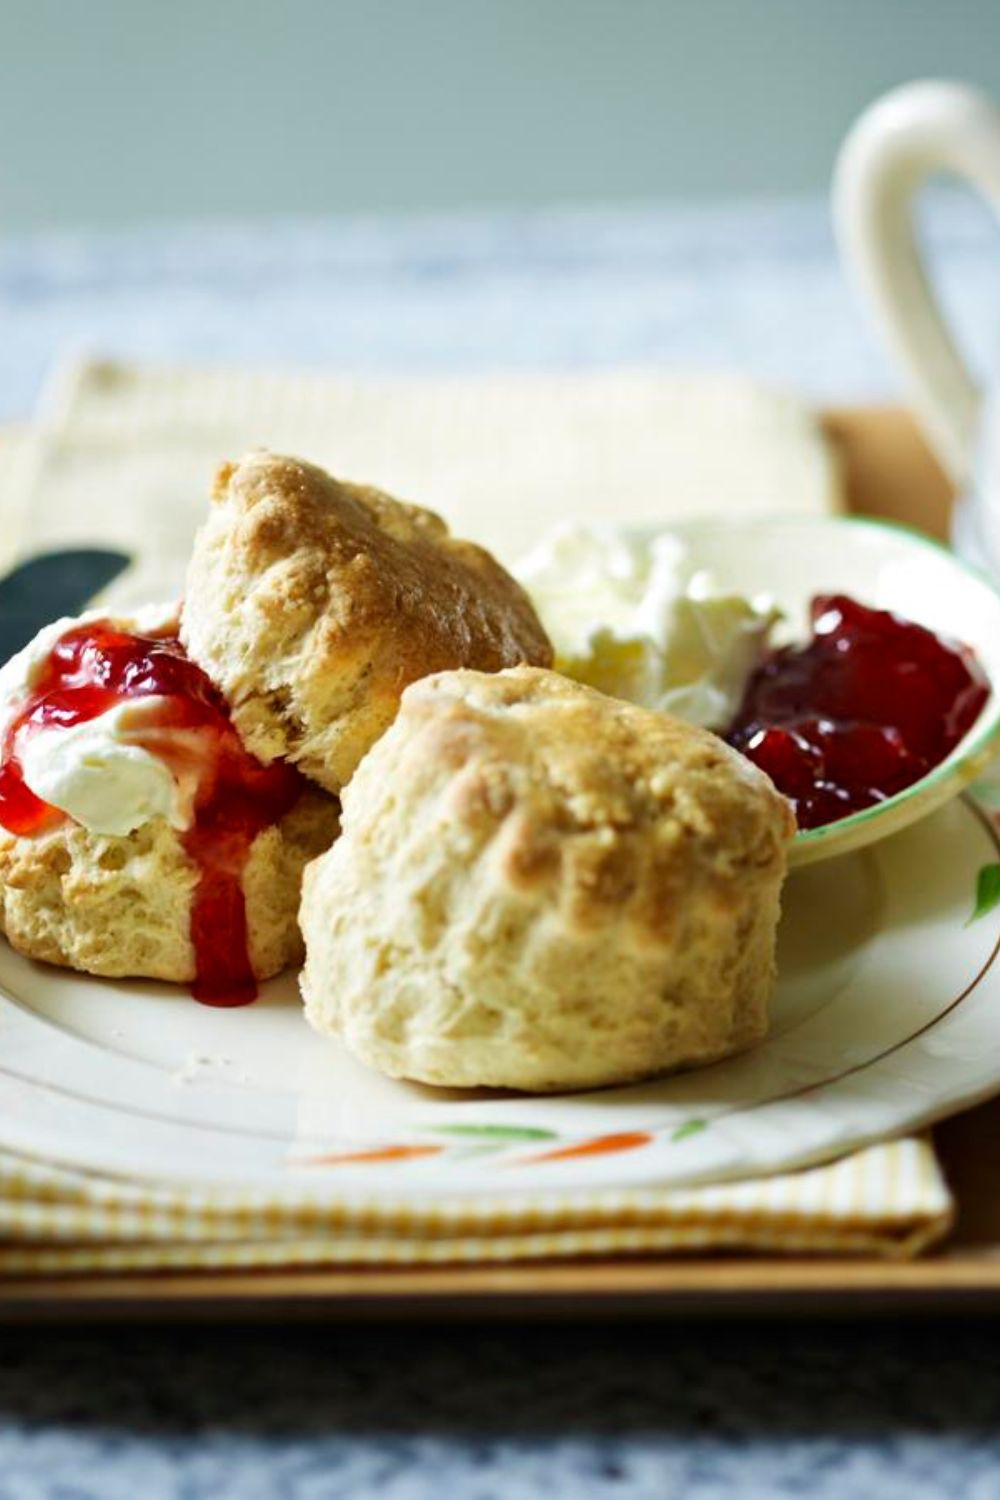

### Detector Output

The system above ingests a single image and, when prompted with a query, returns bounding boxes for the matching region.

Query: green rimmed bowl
[633,514,1000,868]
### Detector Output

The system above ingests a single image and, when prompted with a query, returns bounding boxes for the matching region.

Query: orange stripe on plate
[515,1131,653,1165]
[301,1145,445,1167]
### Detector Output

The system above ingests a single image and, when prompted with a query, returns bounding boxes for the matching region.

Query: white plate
[1,787,999,1197]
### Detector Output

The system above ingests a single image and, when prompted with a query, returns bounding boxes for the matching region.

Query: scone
[181,452,553,793]
[0,605,339,1000]
[300,666,796,1092]
[0,793,336,993]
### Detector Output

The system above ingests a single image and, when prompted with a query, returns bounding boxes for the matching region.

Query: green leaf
[967,863,1000,926]
[671,1118,708,1143]
[429,1124,559,1142]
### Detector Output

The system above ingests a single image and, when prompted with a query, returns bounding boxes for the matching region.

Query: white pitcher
[834,79,1000,572]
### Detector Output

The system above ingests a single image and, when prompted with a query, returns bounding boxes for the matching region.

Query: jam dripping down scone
[0,609,339,1002]
[300,666,795,1092]
[181,452,553,794]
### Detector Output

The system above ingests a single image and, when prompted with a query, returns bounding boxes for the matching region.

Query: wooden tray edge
[3,1255,1000,1323]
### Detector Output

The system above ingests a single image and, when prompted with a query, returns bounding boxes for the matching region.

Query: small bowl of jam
[635,515,1000,866]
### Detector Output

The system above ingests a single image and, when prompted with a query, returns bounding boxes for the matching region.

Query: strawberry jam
[726,595,989,831]
[0,622,305,1004]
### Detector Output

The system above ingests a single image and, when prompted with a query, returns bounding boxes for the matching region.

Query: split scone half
[0,605,338,1000]
[181,452,553,793]
[300,666,796,1092]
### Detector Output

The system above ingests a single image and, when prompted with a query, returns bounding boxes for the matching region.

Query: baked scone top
[341,665,796,945]
[181,453,553,793]
[300,665,795,1090]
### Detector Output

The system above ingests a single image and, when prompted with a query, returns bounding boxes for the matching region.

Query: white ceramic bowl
[635,514,1000,868]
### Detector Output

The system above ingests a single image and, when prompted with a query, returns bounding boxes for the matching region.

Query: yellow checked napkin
[0,359,955,1269]
[0,1138,953,1272]
[2,356,842,602]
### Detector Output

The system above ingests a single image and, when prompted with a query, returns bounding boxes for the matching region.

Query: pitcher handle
[834,80,1000,484]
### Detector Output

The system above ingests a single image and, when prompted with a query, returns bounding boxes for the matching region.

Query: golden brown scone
[180,452,553,793]
[0,789,339,983]
[300,666,795,1093]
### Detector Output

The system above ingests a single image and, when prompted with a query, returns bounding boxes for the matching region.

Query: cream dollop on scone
[0,605,339,993]
[300,666,796,1092]
[181,452,553,793]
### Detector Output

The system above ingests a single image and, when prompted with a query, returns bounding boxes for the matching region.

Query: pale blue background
[3,0,1000,227]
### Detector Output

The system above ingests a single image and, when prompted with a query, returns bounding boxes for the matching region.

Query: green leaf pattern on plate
[968,863,1000,926]
[424,1120,712,1158]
